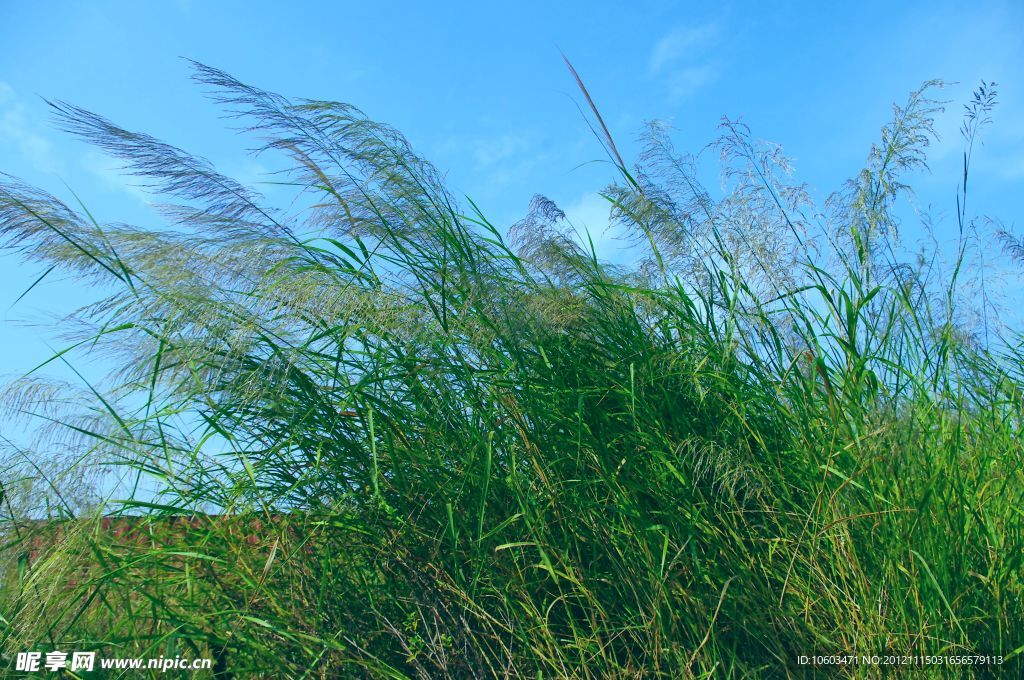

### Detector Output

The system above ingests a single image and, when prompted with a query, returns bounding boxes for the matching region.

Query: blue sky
[2,0,1023,380]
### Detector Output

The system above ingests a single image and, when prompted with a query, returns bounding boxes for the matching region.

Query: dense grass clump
[1,66,1021,677]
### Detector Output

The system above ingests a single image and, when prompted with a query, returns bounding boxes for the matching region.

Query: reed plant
[0,66,1020,678]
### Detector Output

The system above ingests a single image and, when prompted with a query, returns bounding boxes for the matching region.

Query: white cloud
[473,132,532,169]
[648,23,721,102]
[0,82,62,174]
[562,191,642,265]
[667,64,719,101]
[434,130,551,191]
[649,23,719,75]
[224,160,273,191]
[81,150,151,204]
[430,130,553,193]
[997,154,1024,180]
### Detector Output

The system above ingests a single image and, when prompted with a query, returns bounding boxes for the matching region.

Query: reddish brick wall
[6,513,292,571]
